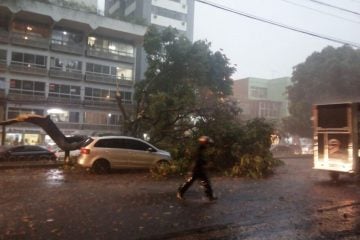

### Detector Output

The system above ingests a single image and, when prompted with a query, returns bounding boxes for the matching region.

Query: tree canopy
[130,26,235,145]
[120,26,278,178]
[284,45,360,137]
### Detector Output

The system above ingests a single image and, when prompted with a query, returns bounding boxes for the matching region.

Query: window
[49,83,80,99]
[0,49,6,61]
[45,109,80,123]
[51,29,83,45]
[9,79,45,96]
[12,20,50,38]
[87,36,134,57]
[84,86,132,104]
[125,139,150,151]
[0,78,5,90]
[50,57,82,72]
[259,101,280,118]
[152,6,187,21]
[95,138,124,148]
[11,52,47,68]
[83,111,121,125]
[69,112,80,123]
[87,62,133,81]
[250,87,267,99]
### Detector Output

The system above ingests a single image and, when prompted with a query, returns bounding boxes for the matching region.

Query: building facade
[232,77,291,122]
[105,0,195,80]
[0,0,147,145]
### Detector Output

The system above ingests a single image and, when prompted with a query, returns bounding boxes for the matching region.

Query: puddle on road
[45,169,65,186]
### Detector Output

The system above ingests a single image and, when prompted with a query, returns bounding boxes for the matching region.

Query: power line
[307,0,360,16]
[281,0,360,24]
[195,0,360,48]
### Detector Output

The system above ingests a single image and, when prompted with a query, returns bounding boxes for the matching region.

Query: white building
[0,0,146,145]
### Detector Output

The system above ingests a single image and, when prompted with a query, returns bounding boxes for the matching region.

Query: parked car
[0,145,57,161]
[77,136,172,174]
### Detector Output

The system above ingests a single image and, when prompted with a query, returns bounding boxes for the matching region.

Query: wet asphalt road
[0,157,359,240]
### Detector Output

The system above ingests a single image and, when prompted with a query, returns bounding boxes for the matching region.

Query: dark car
[0,145,57,161]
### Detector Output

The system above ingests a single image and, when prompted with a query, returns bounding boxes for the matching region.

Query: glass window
[69,112,79,123]
[0,49,6,60]
[87,36,134,56]
[125,139,150,151]
[11,52,46,67]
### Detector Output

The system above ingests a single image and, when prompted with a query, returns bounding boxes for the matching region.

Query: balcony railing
[50,39,84,55]
[11,32,49,50]
[55,122,82,130]
[7,93,46,102]
[49,68,83,81]
[0,59,6,71]
[9,61,48,76]
[85,72,133,86]
[0,30,9,43]
[81,123,120,131]
[86,46,134,63]
[47,96,82,105]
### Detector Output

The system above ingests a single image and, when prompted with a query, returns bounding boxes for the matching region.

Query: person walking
[177,136,217,201]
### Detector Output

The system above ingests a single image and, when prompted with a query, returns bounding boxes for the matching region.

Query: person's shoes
[176,192,184,200]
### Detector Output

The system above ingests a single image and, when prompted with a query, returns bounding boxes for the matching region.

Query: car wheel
[154,160,170,172]
[92,159,111,174]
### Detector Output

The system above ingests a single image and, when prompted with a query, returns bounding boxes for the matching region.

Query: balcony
[9,62,48,76]
[50,39,84,55]
[10,32,49,50]
[81,123,121,132]
[49,68,83,81]
[7,93,46,102]
[47,96,82,105]
[83,98,118,109]
[55,122,82,130]
[85,72,133,86]
[86,46,134,63]
[0,30,9,43]
[0,59,6,71]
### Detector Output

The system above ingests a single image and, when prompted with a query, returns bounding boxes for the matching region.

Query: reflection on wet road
[45,169,65,186]
[0,157,359,239]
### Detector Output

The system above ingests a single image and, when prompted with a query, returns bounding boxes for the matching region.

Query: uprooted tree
[117,26,279,177]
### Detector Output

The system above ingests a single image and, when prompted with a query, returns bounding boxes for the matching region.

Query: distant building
[232,77,291,122]
[0,0,146,145]
[104,0,195,80]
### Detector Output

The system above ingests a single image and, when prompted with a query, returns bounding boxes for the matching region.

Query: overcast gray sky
[193,0,360,80]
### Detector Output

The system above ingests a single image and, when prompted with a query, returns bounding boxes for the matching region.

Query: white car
[77,136,172,173]
[54,148,81,161]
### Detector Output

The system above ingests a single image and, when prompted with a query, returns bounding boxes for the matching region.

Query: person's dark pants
[178,170,213,199]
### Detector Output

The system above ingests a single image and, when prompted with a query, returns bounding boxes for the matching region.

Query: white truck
[313,102,359,180]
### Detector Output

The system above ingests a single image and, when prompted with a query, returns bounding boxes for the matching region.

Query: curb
[0,160,65,170]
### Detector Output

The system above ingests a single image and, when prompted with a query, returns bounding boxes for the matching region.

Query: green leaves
[285,45,360,137]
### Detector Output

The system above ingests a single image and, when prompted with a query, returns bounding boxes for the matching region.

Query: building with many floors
[0,0,147,145]
[105,0,195,80]
[232,77,291,123]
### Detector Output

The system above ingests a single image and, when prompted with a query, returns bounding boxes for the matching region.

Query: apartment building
[0,0,147,145]
[232,77,291,122]
[105,0,195,80]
